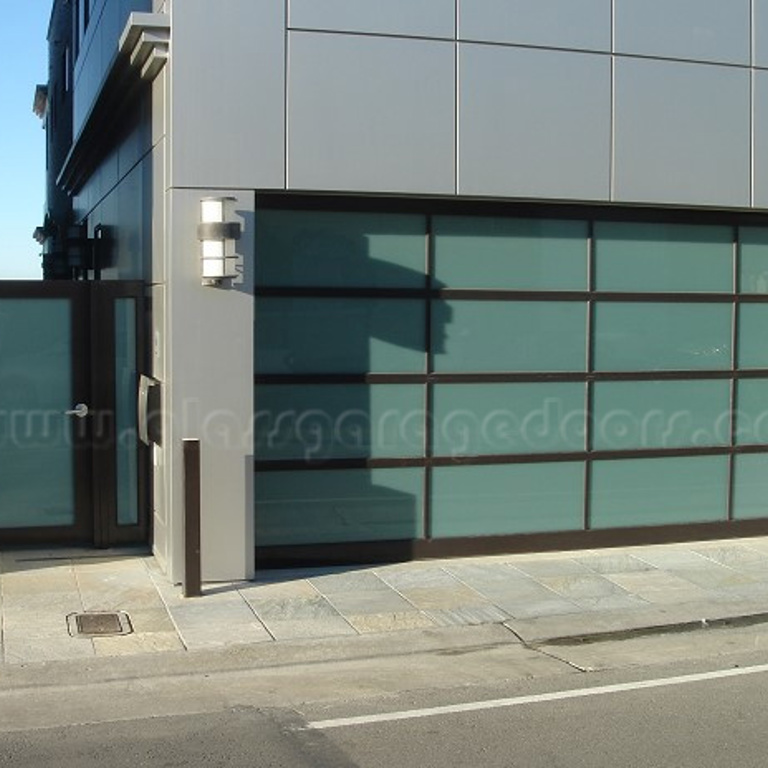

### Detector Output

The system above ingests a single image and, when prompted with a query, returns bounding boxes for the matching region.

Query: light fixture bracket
[197,221,242,241]
[197,196,242,286]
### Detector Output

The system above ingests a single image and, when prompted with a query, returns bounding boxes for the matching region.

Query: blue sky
[0,1,52,279]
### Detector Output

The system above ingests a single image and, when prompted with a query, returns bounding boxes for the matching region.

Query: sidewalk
[3,538,768,666]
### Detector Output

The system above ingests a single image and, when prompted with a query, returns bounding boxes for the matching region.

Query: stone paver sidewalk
[2,537,768,665]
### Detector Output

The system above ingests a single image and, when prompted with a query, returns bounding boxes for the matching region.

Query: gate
[0,281,148,547]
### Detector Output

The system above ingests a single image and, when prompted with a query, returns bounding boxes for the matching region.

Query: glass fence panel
[0,299,75,528]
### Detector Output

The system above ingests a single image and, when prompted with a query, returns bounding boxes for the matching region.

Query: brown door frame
[89,281,150,547]
[0,280,149,548]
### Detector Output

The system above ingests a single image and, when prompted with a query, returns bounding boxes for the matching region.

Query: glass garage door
[254,205,768,558]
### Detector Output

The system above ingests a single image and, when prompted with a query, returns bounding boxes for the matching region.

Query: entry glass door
[0,281,148,546]
[0,284,91,541]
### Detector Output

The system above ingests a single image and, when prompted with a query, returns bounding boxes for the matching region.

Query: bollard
[183,439,202,597]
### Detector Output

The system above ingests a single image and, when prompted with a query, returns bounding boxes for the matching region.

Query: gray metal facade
[166,0,768,209]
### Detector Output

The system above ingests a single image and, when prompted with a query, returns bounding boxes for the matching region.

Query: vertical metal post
[183,439,202,597]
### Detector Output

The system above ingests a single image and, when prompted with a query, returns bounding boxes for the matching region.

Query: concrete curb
[512,607,768,646]
[0,624,519,691]
[4,605,768,693]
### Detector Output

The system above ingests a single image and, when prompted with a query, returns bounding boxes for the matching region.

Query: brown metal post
[183,439,202,597]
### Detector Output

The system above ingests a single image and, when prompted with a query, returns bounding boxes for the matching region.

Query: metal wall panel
[170,0,285,189]
[614,0,751,65]
[755,0,768,67]
[458,44,610,200]
[613,58,751,207]
[754,71,768,208]
[287,31,456,194]
[289,0,455,38]
[458,0,611,52]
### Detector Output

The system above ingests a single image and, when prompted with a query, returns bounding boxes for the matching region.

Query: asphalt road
[3,658,768,766]
[3,624,768,767]
[308,664,768,768]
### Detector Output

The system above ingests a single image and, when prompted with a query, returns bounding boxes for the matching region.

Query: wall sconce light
[197,197,242,286]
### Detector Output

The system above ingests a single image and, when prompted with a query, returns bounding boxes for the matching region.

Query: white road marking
[306,662,768,730]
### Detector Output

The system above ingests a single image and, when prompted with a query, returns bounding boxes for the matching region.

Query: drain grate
[67,611,133,638]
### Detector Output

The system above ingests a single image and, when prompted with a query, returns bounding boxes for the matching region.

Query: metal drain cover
[67,611,133,638]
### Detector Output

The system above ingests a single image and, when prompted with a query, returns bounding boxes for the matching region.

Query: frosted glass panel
[255,468,423,544]
[593,380,731,450]
[255,384,424,460]
[594,303,732,370]
[0,300,75,528]
[255,210,426,287]
[732,454,768,519]
[595,222,733,292]
[736,379,768,445]
[432,383,585,455]
[433,301,587,372]
[431,463,584,537]
[738,305,768,368]
[590,456,728,527]
[740,227,768,293]
[255,298,425,373]
[433,216,588,289]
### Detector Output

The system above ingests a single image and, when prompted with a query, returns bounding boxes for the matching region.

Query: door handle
[64,403,89,418]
